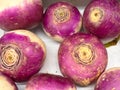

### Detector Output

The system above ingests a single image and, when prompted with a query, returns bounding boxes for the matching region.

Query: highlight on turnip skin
[42,1,82,42]
[0,0,43,31]
[58,33,108,86]
[0,72,18,90]
[0,30,46,82]
[25,73,76,90]
[83,0,120,42]
[95,67,120,90]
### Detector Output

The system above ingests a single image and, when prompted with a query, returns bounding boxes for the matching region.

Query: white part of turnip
[0,73,18,90]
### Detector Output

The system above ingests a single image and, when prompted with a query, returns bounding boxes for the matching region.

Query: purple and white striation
[25,73,76,90]
[0,0,43,31]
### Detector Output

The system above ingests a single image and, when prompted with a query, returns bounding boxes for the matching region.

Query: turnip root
[95,67,120,90]
[0,30,46,82]
[83,0,120,42]
[25,73,76,90]
[0,0,43,31]
[0,72,18,90]
[58,33,108,86]
[42,1,82,42]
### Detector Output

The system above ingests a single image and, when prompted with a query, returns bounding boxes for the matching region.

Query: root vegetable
[0,72,18,90]
[25,73,76,90]
[0,30,46,82]
[42,1,82,42]
[58,33,108,86]
[0,0,43,31]
[83,0,120,42]
[95,67,120,90]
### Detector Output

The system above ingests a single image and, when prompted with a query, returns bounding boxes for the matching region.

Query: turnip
[0,30,46,82]
[58,33,108,86]
[83,0,120,42]
[25,73,76,90]
[0,72,18,90]
[0,0,43,31]
[95,67,120,90]
[42,1,82,42]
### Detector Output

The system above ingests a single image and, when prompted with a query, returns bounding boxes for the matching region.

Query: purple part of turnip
[0,0,43,31]
[25,73,76,90]
[58,33,108,86]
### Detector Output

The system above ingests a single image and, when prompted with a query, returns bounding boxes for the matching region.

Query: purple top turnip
[58,33,108,86]
[83,0,120,42]
[0,0,43,31]
[25,73,76,90]
[42,1,82,42]
[0,30,46,82]
[0,72,18,90]
[95,67,120,90]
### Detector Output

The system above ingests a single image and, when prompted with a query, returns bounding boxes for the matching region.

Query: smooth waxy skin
[0,72,18,90]
[26,73,76,90]
[83,0,120,41]
[58,33,108,86]
[0,0,43,31]
[95,68,120,90]
[0,30,46,82]
[43,1,82,42]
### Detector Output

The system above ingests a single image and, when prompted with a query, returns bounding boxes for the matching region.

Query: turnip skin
[95,67,120,90]
[83,0,120,41]
[0,0,43,31]
[42,1,82,42]
[0,30,46,82]
[0,72,18,90]
[58,33,108,86]
[25,73,76,90]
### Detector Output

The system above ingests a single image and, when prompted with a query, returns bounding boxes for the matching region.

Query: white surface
[0,0,120,90]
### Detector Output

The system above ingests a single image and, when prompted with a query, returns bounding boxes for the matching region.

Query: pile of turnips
[0,0,120,90]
